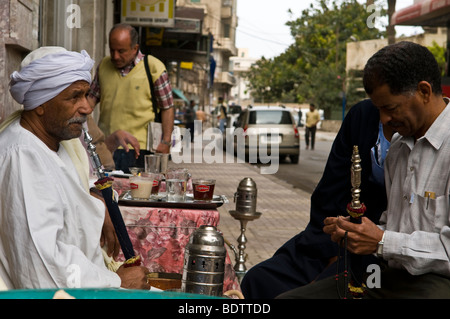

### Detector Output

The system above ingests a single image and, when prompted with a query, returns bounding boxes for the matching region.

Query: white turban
[9,46,95,110]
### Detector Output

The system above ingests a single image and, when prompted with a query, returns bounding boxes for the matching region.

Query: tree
[245,0,385,117]
[428,41,446,76]
[387,0,397,45]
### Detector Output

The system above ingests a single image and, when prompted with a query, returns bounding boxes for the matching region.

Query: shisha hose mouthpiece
[83,128,105,179]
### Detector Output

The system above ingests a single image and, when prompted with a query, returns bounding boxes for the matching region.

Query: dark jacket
[241,99,387,298]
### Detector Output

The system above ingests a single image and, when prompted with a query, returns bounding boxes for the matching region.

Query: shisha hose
[83,129,140,265]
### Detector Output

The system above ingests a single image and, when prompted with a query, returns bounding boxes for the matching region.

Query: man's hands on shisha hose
[323,216,384,255]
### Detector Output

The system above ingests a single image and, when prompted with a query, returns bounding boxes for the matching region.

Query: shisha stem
[83,129,105,179]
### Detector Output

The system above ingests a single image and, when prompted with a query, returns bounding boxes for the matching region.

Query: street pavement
[170,130,337,272]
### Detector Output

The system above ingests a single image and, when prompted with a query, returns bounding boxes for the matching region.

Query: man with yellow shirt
[305,103,320,150]
[89,23,174,173]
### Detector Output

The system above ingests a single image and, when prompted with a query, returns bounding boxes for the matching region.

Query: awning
[172,88,189,104]
[391,0,450,27]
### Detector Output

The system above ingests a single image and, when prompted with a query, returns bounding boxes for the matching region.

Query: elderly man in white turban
[0,47,150,290]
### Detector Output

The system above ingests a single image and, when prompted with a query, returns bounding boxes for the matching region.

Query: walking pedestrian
[218,97,227,133]
[185,100,196,142]
[305,103,320,150]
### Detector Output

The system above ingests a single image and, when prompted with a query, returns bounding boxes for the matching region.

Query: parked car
[226,106,300,163]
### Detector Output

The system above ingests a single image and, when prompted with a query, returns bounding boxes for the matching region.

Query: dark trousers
[276,266,450,299]
[305,125,317,149]
[240,232,378,299]
[113,149,153,173]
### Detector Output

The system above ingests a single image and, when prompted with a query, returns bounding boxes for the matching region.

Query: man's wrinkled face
[369,84,427,139]
[109,29,139,69]
[41,80,92,141]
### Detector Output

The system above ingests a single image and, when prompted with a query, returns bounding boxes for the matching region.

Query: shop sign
[121,0,175,28]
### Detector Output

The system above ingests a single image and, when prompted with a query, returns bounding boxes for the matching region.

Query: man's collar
[397,97,450,150]
[119,50,145,73]
[417,97,450,149]
[133,50,145,65]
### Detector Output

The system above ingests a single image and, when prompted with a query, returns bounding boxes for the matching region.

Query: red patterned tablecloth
[116,203,241,293]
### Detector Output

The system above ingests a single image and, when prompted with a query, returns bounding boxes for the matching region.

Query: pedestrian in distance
[185,100,196,142]
[217,97,227,133]
[305,103,320,150]
[297,109,303,127]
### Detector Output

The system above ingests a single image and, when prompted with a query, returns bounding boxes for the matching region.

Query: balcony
[215,37,237,56]
[221,6,232,18]
[217,72,236,86]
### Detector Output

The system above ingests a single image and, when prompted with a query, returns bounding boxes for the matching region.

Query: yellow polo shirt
[97,55,166,150]
[306,110,320,128]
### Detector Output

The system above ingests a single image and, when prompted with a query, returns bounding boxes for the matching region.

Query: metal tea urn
[181,225,226,296]
[228,177,262,281]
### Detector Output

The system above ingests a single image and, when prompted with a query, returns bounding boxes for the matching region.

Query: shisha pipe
[345,145,366,298]
[83,129,140,266]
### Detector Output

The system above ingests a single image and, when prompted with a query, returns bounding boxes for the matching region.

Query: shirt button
[410,167,414,171]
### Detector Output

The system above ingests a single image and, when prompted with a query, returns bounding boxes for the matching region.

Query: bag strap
[144,55,161,123]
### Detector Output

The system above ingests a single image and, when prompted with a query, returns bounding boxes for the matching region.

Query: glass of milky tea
[141,172,162,199]
[129,175,153,200]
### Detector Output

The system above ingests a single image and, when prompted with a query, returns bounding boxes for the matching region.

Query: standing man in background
[185,100,196,142]
[218,97,227,133]
[89,23,174,173]
[305,103,320,150]
[297,109,303,127]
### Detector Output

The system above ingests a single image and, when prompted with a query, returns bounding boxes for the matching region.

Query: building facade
[0,0,40,123]
[230,48,257,107]
[0,0,238,124]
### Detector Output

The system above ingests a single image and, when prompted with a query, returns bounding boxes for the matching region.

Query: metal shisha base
[228,210,262,282]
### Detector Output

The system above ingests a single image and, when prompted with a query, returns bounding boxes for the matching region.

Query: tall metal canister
[181,225,226,296]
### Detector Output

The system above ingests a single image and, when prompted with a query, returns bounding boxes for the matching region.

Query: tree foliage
[245,0,385,117]
[428,41,446,76]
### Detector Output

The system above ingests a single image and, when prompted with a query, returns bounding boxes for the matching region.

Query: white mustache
[68,116,87,124]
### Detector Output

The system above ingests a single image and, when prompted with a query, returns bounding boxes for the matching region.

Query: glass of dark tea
[192,179,216,201]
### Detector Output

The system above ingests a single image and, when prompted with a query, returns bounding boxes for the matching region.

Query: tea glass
[165,168,189,202]
[129,175,153,200]
[192,179,216,201]
[145,154,161,173]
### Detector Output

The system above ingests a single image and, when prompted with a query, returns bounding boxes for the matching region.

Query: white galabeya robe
[0,119,121,289]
